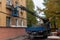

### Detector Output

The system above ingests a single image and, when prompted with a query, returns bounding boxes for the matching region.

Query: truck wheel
[57,34,60,36]
[43,35,48,39]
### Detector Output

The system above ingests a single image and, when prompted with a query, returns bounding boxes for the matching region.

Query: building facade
[0,0,27,27]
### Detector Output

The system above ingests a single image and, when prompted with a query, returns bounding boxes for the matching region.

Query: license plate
[32,32,37,34]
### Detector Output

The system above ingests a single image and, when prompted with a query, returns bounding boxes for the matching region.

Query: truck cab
[25,26,49,39]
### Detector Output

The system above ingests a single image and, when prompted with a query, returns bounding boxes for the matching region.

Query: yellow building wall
[0,0,27,27]
[0,0,6,27]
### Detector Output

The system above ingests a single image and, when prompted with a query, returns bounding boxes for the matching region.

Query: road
[6,32,60,40]
[6,35,60,40]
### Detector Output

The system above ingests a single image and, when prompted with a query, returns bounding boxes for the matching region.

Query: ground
[6,34,60,40]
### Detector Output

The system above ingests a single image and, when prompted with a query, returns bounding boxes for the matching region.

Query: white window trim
[22,20,23,26]
[16,19,18,27]
[11,25,27,27]
[20,19,24,27]
[10,19,27,27]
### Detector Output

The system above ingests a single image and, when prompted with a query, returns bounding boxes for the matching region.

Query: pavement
[6,35,27,40]
[6,32,60,40]
[6,35,60,40]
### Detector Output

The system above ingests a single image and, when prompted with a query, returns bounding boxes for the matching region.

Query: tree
[44,0,60,28]
[26,0,37,27]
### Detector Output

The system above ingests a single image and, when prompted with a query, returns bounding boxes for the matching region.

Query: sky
[32,0,45,10]
[32,0,46,21]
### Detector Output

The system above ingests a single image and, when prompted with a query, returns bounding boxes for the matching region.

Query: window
[6,0,12,6]
[0,0,2,4]
[15,1,18,7]
[0,0,1,3]
[20,19,24,26]
[16,19,18,27]
[20,7,23,16]
[6,17,11,27]
[21,11,23,16]
[6,0,13,9]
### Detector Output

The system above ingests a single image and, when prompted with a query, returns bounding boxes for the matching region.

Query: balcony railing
[6,1,12,9]
[11,12,19,17]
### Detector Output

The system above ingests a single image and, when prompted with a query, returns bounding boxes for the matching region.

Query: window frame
[20,19,24,27]
[6,17,11,27]
[15,19,18,27]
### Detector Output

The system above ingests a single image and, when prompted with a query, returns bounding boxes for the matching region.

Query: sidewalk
[6,35,27,40]
[6,32,60,40]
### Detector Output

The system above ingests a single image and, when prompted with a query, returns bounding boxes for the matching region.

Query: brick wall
[0,27,26,40]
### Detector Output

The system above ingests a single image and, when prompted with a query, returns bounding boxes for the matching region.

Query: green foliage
[26,0,37,27]
[44,0,60,28]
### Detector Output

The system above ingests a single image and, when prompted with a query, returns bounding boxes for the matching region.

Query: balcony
[6,4,12,10]
[6,0,12,10]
